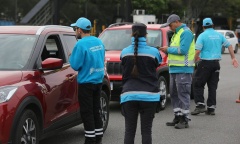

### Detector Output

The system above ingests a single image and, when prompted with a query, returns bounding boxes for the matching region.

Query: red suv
[0,26,111,144]
[99,23,174,110]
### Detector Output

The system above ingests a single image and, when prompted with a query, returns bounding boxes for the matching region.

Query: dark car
[0,26,111,144]
[99,23,174,110]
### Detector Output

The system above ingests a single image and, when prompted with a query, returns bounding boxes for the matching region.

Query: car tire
[234,45,238,53]
[158,76,168,110]
[221,46,225,54]
[100,91,109,132]
[13,109,40,144]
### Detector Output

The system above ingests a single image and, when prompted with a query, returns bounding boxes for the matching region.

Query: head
[131,23,147,77]
[161,14,182,32]
[132,23,147,38]
[202,18,214,30]
[70,17,92,39]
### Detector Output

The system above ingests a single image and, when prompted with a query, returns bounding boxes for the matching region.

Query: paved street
[40,52,240,144]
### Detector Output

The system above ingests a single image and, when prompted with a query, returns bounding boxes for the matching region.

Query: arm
[166,30,193,55]
[227,45,239,68]
[69,43,85,71]
[195,50,201,63]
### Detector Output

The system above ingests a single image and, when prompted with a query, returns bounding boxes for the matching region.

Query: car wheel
[221,46,225,54]
[158,76,168,110]
[13,109,40,144]
[100,91,109,132]
[234,45,238,53]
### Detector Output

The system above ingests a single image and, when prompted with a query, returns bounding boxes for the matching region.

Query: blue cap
[203,18,213,26]
[70,17,92,30]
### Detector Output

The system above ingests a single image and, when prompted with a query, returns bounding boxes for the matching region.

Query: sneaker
[205,109,215,115]
[191,106,206,115]
[175,116,189,129]
[166,116,180,126]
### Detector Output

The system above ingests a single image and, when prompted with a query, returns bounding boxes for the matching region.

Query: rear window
[99,29,162,51]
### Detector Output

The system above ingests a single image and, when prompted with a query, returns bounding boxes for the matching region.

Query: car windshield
[0,34,36,70]
[99,29,162,51]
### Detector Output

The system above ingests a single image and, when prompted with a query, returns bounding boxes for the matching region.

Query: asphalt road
[40,51,240,144]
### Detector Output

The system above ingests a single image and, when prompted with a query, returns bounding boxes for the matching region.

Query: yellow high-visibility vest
[168,27,195,66]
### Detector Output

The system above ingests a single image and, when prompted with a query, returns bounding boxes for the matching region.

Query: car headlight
[0,86,18,103]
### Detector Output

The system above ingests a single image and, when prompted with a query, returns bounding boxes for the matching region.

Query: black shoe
[205,109,215,115]
[96,138,102,144]
[191,106,206,115]
[166,115,180,126]
[175,116,189,129]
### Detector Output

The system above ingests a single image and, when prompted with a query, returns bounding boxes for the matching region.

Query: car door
[40,34,78,128]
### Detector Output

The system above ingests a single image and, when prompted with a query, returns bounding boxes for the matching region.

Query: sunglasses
[73,27,79,31]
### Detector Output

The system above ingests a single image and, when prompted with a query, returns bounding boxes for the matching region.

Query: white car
[216,30,239,54]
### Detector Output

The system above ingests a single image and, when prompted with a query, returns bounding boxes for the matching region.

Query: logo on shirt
[90,67,104,74]
[90,45,103,52]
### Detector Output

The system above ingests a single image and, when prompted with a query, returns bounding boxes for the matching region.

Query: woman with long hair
[120,23,162,144]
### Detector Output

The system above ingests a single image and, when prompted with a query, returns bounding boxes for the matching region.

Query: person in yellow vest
[160,14,195,129]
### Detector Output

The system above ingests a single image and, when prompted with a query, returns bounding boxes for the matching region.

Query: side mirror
[225,36,230,39]
[40,58,63,71]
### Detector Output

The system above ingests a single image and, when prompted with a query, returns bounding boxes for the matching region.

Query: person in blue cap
[191,18,239,116]
[120,23,161,144]
[69,17,105,144]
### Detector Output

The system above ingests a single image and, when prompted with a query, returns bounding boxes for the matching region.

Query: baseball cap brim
[70,23,77,27]
[160,23,170,28]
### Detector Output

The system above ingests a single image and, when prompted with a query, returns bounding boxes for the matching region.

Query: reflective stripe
[95,128,103,131]
[207,105,216,109]
[173,108,181,112]
[85,134,96,137]
[182,109,190,114]
[95,132,104,135]
[197,102,205,106]
[85,130,95,134]
[168,60,195,65]
[176,113,183,116]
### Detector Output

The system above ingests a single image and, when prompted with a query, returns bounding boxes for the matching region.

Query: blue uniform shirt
[70,36,105,84]
[196,28,230,60]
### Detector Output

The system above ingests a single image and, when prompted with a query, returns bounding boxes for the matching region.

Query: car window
[62,35,77,53]
[99,29,162,50]
[0,34,36,70]
[99,29,132,51]
[41,35,66,63]
[146,30,162,47]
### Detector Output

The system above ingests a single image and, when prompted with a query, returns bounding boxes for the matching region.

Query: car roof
[0,25,74,35]
[216,29,234,33]
[106,23,169,31]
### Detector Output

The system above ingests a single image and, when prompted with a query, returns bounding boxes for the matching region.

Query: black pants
[78,83,103,144]
[193,60,220,108]
[121,101,157,144]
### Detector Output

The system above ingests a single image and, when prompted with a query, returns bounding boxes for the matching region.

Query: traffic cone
[236,92,240,103]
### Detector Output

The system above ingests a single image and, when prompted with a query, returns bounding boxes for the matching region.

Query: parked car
[99,23,175,110]
[0,25,111,144]
[216,30,239,54]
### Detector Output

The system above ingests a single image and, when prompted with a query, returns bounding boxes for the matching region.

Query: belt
[201,60,219,62]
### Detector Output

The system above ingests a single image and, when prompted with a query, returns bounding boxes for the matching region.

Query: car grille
[106,62,122,75]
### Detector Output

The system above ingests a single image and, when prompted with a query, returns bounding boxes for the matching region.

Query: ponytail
[131,31,139,78]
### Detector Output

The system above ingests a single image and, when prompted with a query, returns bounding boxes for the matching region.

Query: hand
[232,58,239,68]
[159,46,168,53]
